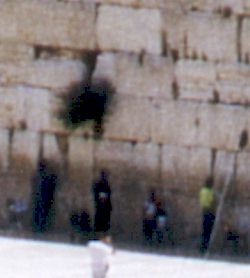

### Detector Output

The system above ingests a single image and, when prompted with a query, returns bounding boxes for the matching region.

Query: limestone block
[11,130,40,171]
[0,42,34,62]
[42,133,63,164]
[213,150,235,191]
[0,59,86,89]
[163,12,237,62]
[104,95,152,142]
[216,63,250,86]
[92,52,117,85]
[236,152,250,198]
[196,103,248,151]
[175,60,216,101]
[97,5,162,54]
[132,143,160,182]
[185,13,237,63]
[116,54,174,99]
[94,0,166,8]
[0,0,96,50]
[151,100,199,147]
[215,82,250,105]
[68,136,94,179]
[0,86,59,132]
[0,129,10,171]
[161,145,211,195]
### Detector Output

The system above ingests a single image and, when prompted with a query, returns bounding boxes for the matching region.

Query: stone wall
[0,0,250,245]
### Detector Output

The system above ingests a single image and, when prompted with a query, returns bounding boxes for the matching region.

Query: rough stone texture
[163,11,237,63]
[236,152,250,199]
[151,100,199,147]
[216,63,250,85]
[161,145,211,195]
[0,42,34,62]
[213,150,236,192]
[97,5,162,54]
[0,129,10,171]
[42,133,63,165]
[93,0,166,8]
[0,59,86,89]
[116,54,174,99]
[104,95,152,142]
[175,60,216,101]
[0,86,55,132]
[215,82,250,105]
[241,17,250,64]
[196,103,248,151]
[0,0,96,50]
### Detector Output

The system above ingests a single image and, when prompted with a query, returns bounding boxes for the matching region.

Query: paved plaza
[0,236,250,277]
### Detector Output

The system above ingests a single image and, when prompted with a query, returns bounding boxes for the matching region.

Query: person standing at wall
[92,170,112,233]
[199,176,216,253]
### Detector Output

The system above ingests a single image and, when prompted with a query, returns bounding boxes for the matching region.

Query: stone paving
[0,236,250,278]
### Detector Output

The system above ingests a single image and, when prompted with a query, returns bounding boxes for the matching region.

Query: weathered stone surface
[151,100,199,146]
[42,133,63,164]
[0,86,56,132]
[215,82,250,104]
[196,103,248,151]
[0,42,34,62]
[213,150,235,191]
[175,60,216,101]
[236,152,250,199]
[11,130,40,170]
[0,0,96,50]
[216,63,250,85]
[116,54,174,99]
[0,59,86,89]
[97,5,162,54]
[161,145,211,195]
[0,129,10,171]
[163,12,237,62]
[104,95,152,142]
[241,18,250,64]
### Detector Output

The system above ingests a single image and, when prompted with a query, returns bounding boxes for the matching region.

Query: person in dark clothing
[93,170,112,233]
[32,160,58,233]
[142,190,157,244]
[155,201,168,245]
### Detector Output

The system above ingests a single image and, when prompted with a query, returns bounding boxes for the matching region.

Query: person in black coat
[93,170,112,233]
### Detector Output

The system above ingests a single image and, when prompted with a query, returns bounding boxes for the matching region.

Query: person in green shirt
[199,176,216,253]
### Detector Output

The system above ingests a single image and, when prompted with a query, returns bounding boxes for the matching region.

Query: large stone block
[175,60,216,101]
[104,95,152,142]
[42,133,63,165]
[196,103,248,151]
[215,82,250,105]
[94,0,166,8]
[163,11,237,62]
[0,0,96,50]
[0,42,34,62]
[0,86,58,132]
[161,145,211,195]
[216,63,250,85]
[97,5,162,54]
[116,54,174,99]
[0,59,86,89]
[151,100,199,146]
[241,18,250,64]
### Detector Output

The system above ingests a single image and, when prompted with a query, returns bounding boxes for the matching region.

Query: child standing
[88,234,114,278]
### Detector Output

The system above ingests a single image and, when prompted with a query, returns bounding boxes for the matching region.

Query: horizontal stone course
[0,0,96,50]
[97,5,162,54]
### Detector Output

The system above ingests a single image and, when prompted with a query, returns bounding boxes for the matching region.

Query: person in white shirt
[88,234,114,278]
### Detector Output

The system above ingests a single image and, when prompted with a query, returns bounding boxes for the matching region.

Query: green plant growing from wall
[58,79,115,138]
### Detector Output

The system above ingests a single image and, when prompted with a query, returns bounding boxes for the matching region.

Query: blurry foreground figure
[88,234,114,278]
[199,176,216,253]
[92,170,112,233]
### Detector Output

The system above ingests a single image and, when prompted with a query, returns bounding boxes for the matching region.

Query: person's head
[97,232,112,244]
[205,176,214,188]
[100,169,108,180]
